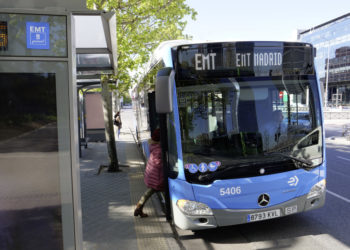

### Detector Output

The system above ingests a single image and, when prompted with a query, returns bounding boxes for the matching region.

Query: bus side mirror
[156,68,174,113]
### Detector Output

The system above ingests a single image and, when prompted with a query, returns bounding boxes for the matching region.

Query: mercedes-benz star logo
[258,194,270,207]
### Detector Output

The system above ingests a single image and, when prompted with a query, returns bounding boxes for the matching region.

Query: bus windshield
[177,75,323,184]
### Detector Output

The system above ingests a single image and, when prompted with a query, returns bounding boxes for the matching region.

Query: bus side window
[167,112,178,175]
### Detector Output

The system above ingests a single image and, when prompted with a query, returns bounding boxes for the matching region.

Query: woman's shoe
[134,204,148,218]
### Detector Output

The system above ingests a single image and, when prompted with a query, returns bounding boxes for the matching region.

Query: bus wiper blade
[198,162,255,182]
[193,151,211,156]
[265,152,312,168]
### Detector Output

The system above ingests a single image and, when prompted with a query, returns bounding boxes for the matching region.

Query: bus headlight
[176,199,213,216]
[307,179,326,199]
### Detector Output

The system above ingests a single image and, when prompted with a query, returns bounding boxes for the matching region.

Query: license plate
[285,205,297,215]
[247,209,281,222]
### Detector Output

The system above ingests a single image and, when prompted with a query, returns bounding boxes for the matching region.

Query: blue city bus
[136,41,326,230]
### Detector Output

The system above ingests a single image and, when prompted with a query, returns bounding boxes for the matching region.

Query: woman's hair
[151,128,160,142]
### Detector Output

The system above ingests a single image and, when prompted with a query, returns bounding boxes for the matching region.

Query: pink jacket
[144,142,164,191]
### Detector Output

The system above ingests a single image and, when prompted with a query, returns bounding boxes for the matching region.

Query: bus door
[147,91,159,136]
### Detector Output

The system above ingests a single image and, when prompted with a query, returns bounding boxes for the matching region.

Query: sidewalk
[79,109,180,250]
[324,120,350,146]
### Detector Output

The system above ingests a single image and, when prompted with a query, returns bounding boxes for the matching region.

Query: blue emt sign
[26,22,50,50]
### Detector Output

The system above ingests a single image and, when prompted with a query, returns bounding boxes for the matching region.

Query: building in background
[298,13,350,108]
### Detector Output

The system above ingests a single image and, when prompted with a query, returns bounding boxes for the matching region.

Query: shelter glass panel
[0,61,74,250]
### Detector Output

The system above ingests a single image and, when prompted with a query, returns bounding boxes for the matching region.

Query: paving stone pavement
[80,142,138,250]
[79,109,181,250]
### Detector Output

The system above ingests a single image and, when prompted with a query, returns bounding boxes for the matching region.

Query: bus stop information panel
[0,12,77,250]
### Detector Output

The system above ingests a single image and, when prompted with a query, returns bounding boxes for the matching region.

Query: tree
[87,0,197,90]
[100,76,119,172]
[87,0,196,172]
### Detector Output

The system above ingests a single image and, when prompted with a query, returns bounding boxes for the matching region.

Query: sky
[184,0,350,42]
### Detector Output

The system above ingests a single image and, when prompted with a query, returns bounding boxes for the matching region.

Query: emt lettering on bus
[236,52,282,67]
[236,53,251,67]
[195,53,216,70]
[254,52,282,66]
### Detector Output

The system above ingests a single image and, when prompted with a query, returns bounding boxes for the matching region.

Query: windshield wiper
[198,161,259,182]
[197,153,313,183]
[265,152,313,169]
[193,150,212,156]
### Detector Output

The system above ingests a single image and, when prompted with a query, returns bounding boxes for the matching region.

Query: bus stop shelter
[0,1,117,249]
[73,12,117,156]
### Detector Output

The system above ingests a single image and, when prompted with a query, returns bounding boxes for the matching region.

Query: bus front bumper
[172,193,325,230]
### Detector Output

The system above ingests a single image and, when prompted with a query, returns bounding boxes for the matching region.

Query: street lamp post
[325,44,330,108]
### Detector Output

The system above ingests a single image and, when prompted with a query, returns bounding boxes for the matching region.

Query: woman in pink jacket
[134,128,164,218]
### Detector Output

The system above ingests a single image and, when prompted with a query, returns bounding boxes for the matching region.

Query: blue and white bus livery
[138,41,326,230]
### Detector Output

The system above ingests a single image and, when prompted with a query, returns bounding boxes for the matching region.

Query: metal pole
[325,43,330,108]
[336,87,339,107]
[77,88,82,157]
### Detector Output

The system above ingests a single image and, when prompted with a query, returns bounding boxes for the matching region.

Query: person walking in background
[134,128,164,218]
[114,111,122,138]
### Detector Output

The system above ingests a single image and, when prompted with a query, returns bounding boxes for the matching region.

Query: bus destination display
[194,51,283,71]
[175,42,314,79]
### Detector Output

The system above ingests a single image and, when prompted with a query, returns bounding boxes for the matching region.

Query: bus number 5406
[220,186,242,196]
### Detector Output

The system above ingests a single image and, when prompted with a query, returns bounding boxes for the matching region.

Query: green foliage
[86,0,197,93]
[122,92,132,104]
[138,63,159,91]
